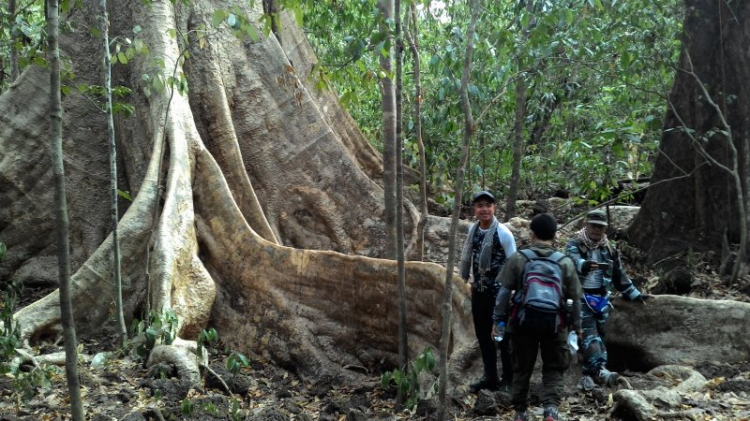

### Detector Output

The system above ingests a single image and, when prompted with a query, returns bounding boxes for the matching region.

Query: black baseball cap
[472,191,495,204]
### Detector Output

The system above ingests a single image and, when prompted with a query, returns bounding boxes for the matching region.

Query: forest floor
[2,203,750,421]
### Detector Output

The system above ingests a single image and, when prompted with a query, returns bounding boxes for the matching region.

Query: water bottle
[568,330,579,357]
[564,298,574,322]
[493,321,506,342]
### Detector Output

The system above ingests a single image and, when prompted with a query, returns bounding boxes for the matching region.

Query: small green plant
[196,327,218,359]
[226,352,250,375]
[0,279,23,364]
[202,401,219,416]
[180,398,194,416]
[230,397,243,421]
[131,310,179,360]
[381,347,438,410]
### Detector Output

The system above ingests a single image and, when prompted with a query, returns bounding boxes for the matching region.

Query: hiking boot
[577,375,596,391]
[543,405,559,421]
[597,367,620,386]
[468,375,499,394]
[512,410,527,421]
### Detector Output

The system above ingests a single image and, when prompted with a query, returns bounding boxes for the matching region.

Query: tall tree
[3,0,476,391]
[438,0,480,419]
[9,0,19,82]
[404,3,428,262]
[99,0,127,347]
[48,0,84,418]
[629,0,749,280]
[378,0,398,259]
[394,0,408,409]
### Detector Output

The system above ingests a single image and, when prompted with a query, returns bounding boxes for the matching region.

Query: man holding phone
[565,209,645,389]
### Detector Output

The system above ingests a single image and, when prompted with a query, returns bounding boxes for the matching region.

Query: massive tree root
[2,0,475,387]
[613,365,707,421]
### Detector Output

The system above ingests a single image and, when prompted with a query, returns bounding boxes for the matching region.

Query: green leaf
[212,10,224,27]
[117,52,128,64]
[117,190,133,201]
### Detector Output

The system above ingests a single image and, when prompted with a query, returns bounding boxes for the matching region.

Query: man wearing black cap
[493,213,582,421]
[565,209,645,389]
[459,191,517,393]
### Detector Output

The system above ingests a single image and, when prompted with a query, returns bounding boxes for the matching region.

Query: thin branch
[559,161,709,231]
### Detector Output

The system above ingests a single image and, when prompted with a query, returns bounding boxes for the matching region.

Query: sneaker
[543,405,559,421]
[468,375,499,394]
[577,375,596,391]
[512,410,527,421]
[597,367,620,386]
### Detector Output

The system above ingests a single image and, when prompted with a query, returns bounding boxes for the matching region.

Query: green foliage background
[301,0,683,207]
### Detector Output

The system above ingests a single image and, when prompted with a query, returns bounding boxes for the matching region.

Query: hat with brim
[472,191,495,204]
[585,209,608,226]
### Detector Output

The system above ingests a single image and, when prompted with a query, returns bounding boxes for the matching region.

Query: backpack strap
[519,248,538,261]
[548,251,565,263]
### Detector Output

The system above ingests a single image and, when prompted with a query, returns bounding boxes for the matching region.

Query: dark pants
[509,329,570,409]
[472,290,512,383]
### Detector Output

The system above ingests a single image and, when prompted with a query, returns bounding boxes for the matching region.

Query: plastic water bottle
[568,331,579,356]
[493,321,506,342]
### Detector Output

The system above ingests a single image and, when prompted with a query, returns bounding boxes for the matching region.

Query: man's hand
[581,260,598,276]
[491,323,501,339]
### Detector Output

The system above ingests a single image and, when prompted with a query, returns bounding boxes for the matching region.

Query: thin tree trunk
[100,0,126,347]
[394,0,407,409]
[438,0,480,419]
[405,3,428,262]
[9,0,19,82]
[378,0,397,259]
[506,73,524,219]
[48,0,84,419]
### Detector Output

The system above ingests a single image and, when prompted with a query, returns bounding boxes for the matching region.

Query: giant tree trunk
[0,0,475,384]
[629,0,750,265]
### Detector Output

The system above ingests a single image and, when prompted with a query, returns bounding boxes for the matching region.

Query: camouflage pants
[580,299,610,376]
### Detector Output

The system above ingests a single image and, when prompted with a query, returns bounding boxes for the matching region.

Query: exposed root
[147,345,204,388]
[613,365,707,421]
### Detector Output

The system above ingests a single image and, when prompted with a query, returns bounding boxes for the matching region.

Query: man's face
[473,200,495,224]
[585,222,606,241]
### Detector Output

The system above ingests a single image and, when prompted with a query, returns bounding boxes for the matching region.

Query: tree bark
[629,0,750,268]
[47,0,84,418]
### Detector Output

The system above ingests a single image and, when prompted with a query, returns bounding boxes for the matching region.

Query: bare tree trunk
[48,0,84,419]
[9,0,19,82]
[378,0,398,259]
[394,0,408,409]
[438,0,480,419]
[506,73,524,219]
[99,0,127,348]
[405,3,428,262]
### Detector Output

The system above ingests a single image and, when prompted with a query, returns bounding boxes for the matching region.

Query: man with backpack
[459,191,517,393]
[493,213,582,421]
[566,209,646,389]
